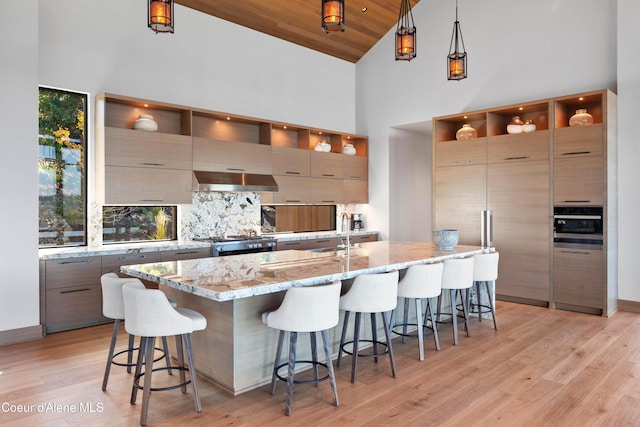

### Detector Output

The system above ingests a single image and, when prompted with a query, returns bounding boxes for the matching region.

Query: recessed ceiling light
[361,7,367,12]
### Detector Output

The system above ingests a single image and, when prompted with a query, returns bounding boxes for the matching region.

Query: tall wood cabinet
[433,89,617,315]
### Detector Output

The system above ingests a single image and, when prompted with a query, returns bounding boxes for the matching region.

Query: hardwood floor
[2,301,640,426]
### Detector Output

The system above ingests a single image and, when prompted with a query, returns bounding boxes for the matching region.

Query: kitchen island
[122,241,489,394]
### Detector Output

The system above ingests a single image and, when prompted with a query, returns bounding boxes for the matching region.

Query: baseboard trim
[0,324,43,346]
[617,299,640,314]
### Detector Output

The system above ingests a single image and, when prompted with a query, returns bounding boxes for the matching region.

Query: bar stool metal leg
[337,311,350,368]
[183,333,202,413]
[381,311,396,378]
[351,312,361,384]
[321,329,339,407]
[271,330,285,395]
[285,331,298,416]
[415,298,425,361]
[310,332,319,387]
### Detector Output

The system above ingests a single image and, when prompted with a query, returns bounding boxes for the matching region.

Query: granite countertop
[121,241,490,302]
[38,240,213,260]
[38,231,379,260]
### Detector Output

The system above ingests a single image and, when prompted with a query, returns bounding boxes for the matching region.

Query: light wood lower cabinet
[553,246,604,312]
[488,160,550,303]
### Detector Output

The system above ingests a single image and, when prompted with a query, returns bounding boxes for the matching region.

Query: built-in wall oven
[553,206,603,246]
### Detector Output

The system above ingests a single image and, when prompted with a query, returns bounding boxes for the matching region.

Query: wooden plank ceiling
[176,0,420,63]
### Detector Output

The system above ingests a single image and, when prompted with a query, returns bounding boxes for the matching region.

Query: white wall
[0,1,40,333]
[617,0,640,302]
[388,127,431,242]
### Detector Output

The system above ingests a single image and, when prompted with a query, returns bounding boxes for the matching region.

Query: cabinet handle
[503,156,530,161]
[175,251,200,255]
[449,160,471,165]
[285,199,301,203]
[118,254,147,260]
[285,171,301,175]
[563,200,591,203]
[348,175,363,179]
[60,288,92,294]
[561,151,592,156]
[226,167,245,172]
[58,259,92,265]
[321,200,336,203]
[139,199,164,203]
[316,239,331,243]
[139,162,164,166]
[321,174,335,177]
[560,250,591,255]
[284,242,301,246]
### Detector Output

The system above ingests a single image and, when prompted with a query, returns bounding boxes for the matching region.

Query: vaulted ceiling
[176,0,420,63]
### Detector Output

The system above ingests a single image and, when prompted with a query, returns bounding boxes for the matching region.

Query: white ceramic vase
[456,124,478,140]
[133,114,158,132]
[342,143,356,155]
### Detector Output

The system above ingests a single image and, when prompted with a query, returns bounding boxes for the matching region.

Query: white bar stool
[470,252,499,330]
[437,257,475,345]
[393,263,443,361]
[123,283,207,426]
[263,281,341,416]
[337,270,399,383]
[100,273,172,391]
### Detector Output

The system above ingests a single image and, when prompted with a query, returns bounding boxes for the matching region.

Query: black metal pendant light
[322,0,345,33]
[148,0,174,33]
[395,0,416,61]
[447,0,467,80]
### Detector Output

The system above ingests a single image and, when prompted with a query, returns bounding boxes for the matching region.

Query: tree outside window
[38,87,87,247]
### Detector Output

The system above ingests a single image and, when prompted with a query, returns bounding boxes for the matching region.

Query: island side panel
[160,285,235,393]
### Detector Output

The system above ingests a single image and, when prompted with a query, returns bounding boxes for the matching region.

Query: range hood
[193,171,279,192]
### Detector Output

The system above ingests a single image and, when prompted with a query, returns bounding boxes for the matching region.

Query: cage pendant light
[322,0,345,33]
[395,0,416,61]
[148,0,174,33]
[447,0,467,80]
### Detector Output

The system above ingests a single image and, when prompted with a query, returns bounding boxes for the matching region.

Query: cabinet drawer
[351,234,378,243]
[105,166,193,205]
[553,124,603,158]
[46,284,103,332]
[193,137,272,174]
[45,257,102,289]
[310,152,344,178]
[553,247,604,309]
[101,252,164,273]
[105,127,192,170]
[553,156,604,206]
[487,131,549,163]
[434,138,486,167]
[277,240,308,250]
[272,146,310,176]
[161,247,211,261]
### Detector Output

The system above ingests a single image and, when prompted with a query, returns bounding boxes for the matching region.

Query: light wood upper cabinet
[262,175,312,204]
[434,138,487,167]
[342,155,367,180]
[310,152,343,179]
[311,178,343,204]
[343,179,368,204]
[553,124,603,158]
[193,137,272,174]
[105,127,192,170]
[487,131,550,163]
[553,156,604,206]
[105,166,193,205]
[271,146,310,176]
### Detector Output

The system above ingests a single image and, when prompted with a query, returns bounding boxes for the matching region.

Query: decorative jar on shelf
[342,143,356,155]
[523,119,536,133]
[133,114,158,132]
[455,124,478,140]
[569,109,594,127]
[314,142,324,151]
[506,116,524,134]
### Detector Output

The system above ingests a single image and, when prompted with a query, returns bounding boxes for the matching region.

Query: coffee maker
[351,213,364,231]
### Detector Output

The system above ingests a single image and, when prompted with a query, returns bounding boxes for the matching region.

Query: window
[103,206,177,244]
[38,87,88,248]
